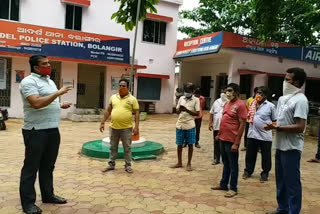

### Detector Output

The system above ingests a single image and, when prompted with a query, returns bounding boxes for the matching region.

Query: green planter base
[82,140,164,160]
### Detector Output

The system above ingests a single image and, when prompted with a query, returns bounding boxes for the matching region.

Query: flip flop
[170,164,183,168]
[186,165,193,171]
[225,190,238,198]
[307,158,320,163]
[211,186,228,191]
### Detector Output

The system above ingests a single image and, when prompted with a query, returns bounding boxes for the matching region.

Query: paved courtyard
[0,113,320,214]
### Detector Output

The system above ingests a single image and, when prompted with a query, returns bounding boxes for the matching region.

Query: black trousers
[213,130,220,163]
[244,122,250,148]
[244,138,272,177]
[20,128,60,208]
[195,118,202,144]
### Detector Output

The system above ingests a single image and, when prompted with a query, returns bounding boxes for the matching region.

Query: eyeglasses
[119,85,127,88]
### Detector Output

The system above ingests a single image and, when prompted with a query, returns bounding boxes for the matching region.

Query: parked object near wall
[0,109,8,130]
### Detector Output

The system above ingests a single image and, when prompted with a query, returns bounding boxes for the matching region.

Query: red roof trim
[61,0,90,7]
[0,51,147,69]
[238,69,266,75]
[266,73,285,77]
[136,73,170,79]
[146,13,173,23]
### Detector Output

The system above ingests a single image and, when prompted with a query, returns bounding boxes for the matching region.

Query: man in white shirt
[209,88,228,165]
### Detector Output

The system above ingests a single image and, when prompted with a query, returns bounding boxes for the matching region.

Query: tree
[112,0,159,31]
[179,0,320,46]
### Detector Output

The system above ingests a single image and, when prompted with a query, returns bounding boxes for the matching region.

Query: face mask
[184,92,192,98]
[255,94,263,102]
[283,81,299,96]
[118,87,129,96]
[38,66,51,76]
[220,93,228,102]
[226,91,235,100]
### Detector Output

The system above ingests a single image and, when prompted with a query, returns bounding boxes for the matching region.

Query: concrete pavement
[0,113,320,214]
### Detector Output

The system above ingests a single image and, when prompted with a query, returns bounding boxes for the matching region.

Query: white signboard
[0,59,7,90]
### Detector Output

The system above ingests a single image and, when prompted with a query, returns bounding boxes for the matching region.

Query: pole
[130,0,142,94]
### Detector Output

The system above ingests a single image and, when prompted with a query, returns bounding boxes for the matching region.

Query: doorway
[240,74,252,99]
[77,64,105,108]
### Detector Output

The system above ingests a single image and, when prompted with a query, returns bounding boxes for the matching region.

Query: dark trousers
[244,122,250,148]
[275,149,301,214]
[244,138,272,177]
[220,141,239,192]
[213,130,220,163]
[20,128,60,209]
[316,128,320,159]
[195,118,202,144]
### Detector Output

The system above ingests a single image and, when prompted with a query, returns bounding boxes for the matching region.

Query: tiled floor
[0,113,320,214]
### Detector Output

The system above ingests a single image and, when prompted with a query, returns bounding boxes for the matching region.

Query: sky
[177,0,200,40]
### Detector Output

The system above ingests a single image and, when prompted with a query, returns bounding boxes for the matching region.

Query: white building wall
[230,50,320,84]
[18,0,180,114]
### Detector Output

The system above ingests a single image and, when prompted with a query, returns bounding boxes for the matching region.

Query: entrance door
[77,64,105,108]
[49,61,61,88]
[215,74,228,99]
[0,58,11,107]
[240,74,252,99]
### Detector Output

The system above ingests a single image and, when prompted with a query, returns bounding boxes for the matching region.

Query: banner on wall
[0,59,7,90]
[15,70,25,83]
[0,20,130,64]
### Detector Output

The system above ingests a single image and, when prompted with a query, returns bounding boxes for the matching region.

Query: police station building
[0,0,182,118]
[175,32,320,112]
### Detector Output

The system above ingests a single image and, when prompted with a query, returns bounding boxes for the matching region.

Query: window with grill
[65,4,82,31]
[0,58,11,107]
[143,20,166,45]
[0,0,20,21]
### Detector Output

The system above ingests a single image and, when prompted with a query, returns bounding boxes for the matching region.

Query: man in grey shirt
[19,55,72,214]
[265,68,308,214]
[243,86,276,183]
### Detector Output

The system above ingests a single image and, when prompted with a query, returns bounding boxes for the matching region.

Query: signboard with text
[174,32,223,58]
[175,31,320,64]
[0,20,130,64]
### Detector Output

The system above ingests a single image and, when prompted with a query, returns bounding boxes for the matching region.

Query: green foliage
[180,0,320,46]
[112,0,159,31]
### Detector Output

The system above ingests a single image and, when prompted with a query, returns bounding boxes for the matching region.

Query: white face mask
[220,93,228,102]
[184,92,192,98]
[283,81,300,96]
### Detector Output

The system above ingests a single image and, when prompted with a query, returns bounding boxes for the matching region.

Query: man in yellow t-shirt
[100,79,139,173]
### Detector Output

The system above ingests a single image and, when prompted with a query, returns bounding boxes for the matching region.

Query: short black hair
[254,87,259,93]
[183,82,194,92]
[29,55,47,73]
[257,86,269,97]
[227,83,240,94]
[286,67,307,88]
[194,88,201,95]
[119,78,129,87]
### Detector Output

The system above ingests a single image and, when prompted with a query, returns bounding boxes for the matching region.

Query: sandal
[186,165,193,171]
[307,158,320,163]
[211,185,228,191]
[170,163,183,168]
[225,190,238,198]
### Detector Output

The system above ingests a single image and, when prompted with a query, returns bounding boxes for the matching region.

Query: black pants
[244,138,272,177]
[195,118,202,144]
[244,122,250,148]
[20,128,60,208]
[213,130,220,163]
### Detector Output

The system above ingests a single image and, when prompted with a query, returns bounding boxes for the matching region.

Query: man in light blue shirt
[19,55,72,214]
[265,68,308,214]
[243,86,276,183]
